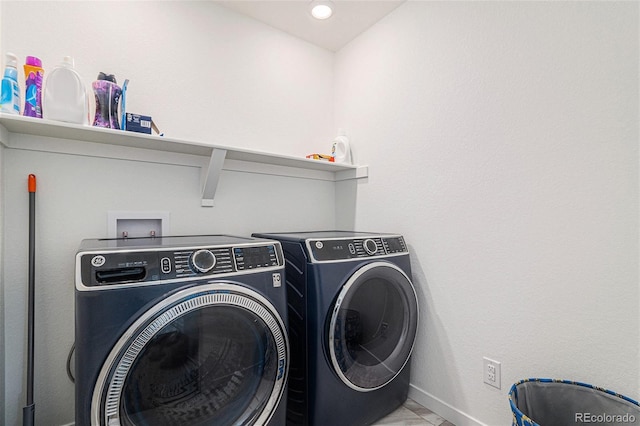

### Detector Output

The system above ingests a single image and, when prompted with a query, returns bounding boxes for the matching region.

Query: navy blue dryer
[75,235,289,426]
[252,231,419,426]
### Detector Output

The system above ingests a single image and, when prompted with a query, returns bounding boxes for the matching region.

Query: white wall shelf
[0,114,368,206]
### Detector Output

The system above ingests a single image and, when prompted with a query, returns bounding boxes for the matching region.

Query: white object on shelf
[1,53,20,114]
[43,56,89,125]
[0,113,368,206]
[331,129,352,164]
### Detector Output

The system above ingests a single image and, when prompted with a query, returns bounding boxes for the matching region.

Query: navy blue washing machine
[75,235,289,426]
[251,231,419,426]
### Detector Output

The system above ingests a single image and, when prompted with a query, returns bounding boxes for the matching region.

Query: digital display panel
[310,240,356,261]
[235,245,277,269]
[385,237,405,253]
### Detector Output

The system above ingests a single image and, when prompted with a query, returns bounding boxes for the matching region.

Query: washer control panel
[80,242,283,287]
[308,235,407,262]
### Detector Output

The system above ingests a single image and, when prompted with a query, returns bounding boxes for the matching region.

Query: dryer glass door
[92,283,288,426]
[328,262,418,392]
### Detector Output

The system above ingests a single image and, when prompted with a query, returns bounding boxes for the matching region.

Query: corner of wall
[0,0,6,410]
[0,1,6,417]
[0,141,5,424]
[334,179,358,230]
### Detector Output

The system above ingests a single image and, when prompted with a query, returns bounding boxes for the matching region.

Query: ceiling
[216,1,406,52]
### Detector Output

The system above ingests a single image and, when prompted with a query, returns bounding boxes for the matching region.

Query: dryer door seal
[328,262,418,392]
[91,282,288,426]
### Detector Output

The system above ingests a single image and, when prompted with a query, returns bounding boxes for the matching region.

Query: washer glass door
[328,262,418,391]
[93,283,288,426]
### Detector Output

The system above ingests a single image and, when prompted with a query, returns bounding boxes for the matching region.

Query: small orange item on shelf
[305,153,334,162]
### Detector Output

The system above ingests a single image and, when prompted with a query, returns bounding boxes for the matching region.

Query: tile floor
[372,398,455,426]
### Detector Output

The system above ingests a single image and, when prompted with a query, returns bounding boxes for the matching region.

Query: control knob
[191,249,216,273]
[363,239,378,255]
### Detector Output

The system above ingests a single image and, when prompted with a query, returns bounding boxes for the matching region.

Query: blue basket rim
[508,378,639,426]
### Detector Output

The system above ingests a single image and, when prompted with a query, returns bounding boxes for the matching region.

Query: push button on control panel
[161,257,172,274]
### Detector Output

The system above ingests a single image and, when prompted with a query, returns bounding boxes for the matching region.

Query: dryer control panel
[78,242,283,288]
[307,235,407,262]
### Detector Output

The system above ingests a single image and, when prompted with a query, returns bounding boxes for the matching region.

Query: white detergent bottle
[43,56,89,124]
[331,129,352,164]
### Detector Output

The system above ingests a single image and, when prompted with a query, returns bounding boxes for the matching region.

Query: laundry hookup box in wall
[124,113,152,134]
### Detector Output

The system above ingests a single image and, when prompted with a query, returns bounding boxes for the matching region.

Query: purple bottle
[92,73,122,129]
[23,56,44,118]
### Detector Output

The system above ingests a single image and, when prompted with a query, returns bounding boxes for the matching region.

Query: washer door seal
[91,282,288,426]
[328,262,418,392]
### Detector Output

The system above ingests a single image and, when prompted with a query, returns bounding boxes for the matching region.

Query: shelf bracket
[201,148,227,207]
[335,165,369,181]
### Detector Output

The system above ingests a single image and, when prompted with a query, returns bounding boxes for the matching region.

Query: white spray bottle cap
[62,56,75,68]
[5,52,17,68]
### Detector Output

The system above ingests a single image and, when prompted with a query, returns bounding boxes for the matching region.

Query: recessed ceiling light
[310,1,334,20]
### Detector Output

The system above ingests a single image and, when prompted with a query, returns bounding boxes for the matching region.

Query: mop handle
[28,174,36,193]
[24,174,36,426]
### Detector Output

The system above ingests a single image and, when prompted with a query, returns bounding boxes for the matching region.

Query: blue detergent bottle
[1,52,20,114]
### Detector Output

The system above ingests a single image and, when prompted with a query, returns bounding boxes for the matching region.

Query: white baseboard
[408,384,488,426]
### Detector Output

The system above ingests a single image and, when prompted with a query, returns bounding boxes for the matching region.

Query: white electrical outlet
[483,357,501,389]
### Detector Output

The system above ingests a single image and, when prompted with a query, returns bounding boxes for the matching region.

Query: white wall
[3,149,336,426]
[335,1,639,425]
[1,2,337,425]
[1,1,335,156]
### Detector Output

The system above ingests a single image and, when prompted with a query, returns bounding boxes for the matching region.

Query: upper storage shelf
[0,113,368,206]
